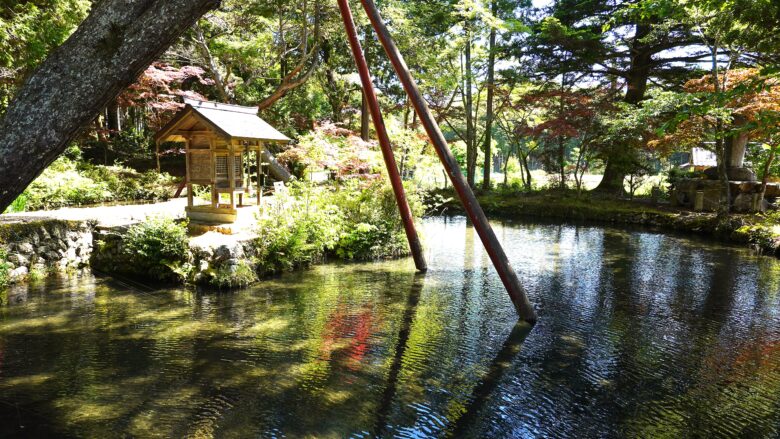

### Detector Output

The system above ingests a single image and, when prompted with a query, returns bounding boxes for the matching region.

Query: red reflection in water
[320,303,376,374]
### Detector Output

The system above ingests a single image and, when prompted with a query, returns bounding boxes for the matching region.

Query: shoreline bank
[430,189,780,259]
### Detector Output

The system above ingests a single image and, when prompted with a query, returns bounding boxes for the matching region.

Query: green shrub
[82,165,173,202]
[123,216,191,282]
[0,248,10,288]
[5,193,28,214]
[256,180,422,272]
[256,188,341,273]
[7,155,176,213]
[20,157,111,210]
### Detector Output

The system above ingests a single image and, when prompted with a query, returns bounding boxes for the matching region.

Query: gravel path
[0,198,188,227]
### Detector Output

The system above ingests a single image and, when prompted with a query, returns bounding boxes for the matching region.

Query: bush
[0,248,10,288]
[256,186,341,273]
[83,165,174,202]
[123,217,191,282]
[330,180,416,260]
[255,179,422,273]
[5,154,175,213]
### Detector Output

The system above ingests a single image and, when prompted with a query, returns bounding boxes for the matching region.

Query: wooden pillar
[228,140,237,209]
[337,0,427,272]
[256,145,262,207]
[184,137,193,208]
[209,137,217,208]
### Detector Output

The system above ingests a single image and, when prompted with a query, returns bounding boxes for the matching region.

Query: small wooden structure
[678,147,717,172]
[155,98,291,223]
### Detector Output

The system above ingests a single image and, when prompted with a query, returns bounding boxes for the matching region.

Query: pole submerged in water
[357,0,537,323]
[336,0,427,272]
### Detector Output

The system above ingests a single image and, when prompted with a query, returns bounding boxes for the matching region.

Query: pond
[1,217,779,438]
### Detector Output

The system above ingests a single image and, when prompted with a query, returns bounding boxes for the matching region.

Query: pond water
[1,217,780,438]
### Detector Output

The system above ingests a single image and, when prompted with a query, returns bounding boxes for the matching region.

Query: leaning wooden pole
[358,0,536,322]
[337,0,427,272]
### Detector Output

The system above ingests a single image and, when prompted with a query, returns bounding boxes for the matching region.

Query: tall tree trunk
[106,100,121,138]
[520,153,532,190]
[594,24,653,194]
[481,1,497,191]
[558,74,567,189]
[322,40,343,123]
[710,44,731,216]
[0,0,220,212]
[464,23,476,188]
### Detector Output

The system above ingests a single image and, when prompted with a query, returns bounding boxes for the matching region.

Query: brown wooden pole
[337,0,427,272]
[359,0,536,322]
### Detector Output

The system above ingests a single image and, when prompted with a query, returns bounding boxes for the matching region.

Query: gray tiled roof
[183,98,291,142]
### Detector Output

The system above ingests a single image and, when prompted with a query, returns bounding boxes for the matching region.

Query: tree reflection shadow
[446,320,533,437]
[372,274,425,436]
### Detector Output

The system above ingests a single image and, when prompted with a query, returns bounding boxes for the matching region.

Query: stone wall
[0,220,93,283]
[90,226,259,288]
[672,179,778,213]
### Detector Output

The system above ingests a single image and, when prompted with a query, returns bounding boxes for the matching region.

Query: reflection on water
[1,217,779,438]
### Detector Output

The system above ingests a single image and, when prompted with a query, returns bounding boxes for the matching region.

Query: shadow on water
[447,320,533,438]
[373,274,425,436]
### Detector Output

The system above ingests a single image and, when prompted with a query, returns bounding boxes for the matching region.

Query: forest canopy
[0,0,779,213]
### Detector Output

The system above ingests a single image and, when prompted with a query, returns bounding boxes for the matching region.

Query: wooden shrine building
[155,98,292,223]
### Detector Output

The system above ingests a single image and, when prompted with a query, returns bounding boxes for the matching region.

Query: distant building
[676,147,717,172]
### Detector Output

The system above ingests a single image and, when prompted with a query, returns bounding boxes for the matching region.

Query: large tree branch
[193,23,231,103]
[0,0,220,211]
[256,0,321,111]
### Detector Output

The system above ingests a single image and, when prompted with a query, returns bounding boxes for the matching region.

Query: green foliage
[256,184,341,274]
[749,142,780,182]
[123,217,192,282]
[0,0,90,113]
[5,154,175,213]
[0,248,9,289]
[256,180,422,274]
[209,260,258,289]
[330,180,417,260]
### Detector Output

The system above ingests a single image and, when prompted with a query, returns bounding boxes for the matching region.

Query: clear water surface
[1,217,779,438]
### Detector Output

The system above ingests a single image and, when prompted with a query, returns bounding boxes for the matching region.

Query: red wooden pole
[337,0,427,272]
[358,0,537,323]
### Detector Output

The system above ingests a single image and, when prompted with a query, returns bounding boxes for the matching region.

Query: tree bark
[481,1,497,191]
[464,21,476,188]
[106,99,121,137]
[594,24,653,194]
[0,0,220,212]
[709,44,730,216]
